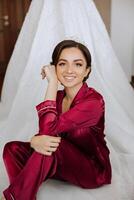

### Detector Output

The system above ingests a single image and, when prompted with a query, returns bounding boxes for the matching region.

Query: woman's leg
[3,141,33,183]
[53,138,99,189]
[3,141,57,200]
[2,138,99,200]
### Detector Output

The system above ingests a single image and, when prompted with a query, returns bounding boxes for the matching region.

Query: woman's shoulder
[84,87,105,112]
[84,86,105,110]
[86,86,104,101]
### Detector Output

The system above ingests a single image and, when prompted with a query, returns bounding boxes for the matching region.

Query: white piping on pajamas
[10,193,15,200]
[38,106,56,114]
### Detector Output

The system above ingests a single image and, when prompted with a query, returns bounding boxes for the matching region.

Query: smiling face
[56,47,90,89]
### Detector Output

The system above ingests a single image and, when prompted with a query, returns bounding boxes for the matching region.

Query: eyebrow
[58,59,84,62]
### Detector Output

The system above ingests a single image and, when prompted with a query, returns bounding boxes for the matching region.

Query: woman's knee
[54,138,78,160]
[3,141,20,159]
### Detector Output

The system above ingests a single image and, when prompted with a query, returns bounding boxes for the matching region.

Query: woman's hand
[41,65,58,83]
[30,135,61,156]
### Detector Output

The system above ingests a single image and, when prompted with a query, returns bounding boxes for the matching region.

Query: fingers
[36,148,52,156]
[41,65,49,79]
[49,136,61,143]
[40,65,57,81]
[46,146,58,152]
[43,136,61,152]
[44,142,60,152]
[42,135,61,144]
[41,67,46,79]
[35,145,58,156]
[40,65,50,78]
[44,151,52,156]
[49,142,59,148]
[33,135,61,156]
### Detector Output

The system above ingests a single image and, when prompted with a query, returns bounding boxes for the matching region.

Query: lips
[64,76,76,81]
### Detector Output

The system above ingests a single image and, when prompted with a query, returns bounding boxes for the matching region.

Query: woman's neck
[64,83,83,102]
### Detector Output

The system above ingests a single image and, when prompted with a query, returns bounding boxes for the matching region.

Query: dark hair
[51,40,92,82]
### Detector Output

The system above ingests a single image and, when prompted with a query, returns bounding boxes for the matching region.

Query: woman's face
[56,47,90,89]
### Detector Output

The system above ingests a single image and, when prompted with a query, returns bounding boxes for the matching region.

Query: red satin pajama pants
[3,138,99,200]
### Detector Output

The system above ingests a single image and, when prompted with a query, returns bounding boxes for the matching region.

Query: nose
[66,64,74,73]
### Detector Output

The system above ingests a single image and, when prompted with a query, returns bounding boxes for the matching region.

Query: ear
[85,67,91,77]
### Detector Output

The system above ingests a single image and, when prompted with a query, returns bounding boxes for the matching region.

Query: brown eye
[76,63,82,67]
[59,62,65,66]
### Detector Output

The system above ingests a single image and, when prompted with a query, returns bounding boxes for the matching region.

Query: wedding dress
[0,0,134,199]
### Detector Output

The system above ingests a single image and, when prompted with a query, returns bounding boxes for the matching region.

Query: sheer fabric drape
[0,0,134,199]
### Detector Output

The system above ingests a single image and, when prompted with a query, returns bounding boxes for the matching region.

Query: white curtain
[0,0,134,199]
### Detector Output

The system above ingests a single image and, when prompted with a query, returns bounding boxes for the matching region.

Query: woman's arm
[44,80,58,101]
[42,65,58,101]
[30,65,61,155]
[37,98,104,136]
[30,135,61,156]
[37,65,104,137]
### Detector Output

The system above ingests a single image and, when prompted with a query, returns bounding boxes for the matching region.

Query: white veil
[0,0,134,199]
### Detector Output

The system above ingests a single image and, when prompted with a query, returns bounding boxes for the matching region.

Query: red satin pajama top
[36,82,112,186]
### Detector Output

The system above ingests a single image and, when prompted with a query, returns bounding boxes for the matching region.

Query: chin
[62,81,83,89]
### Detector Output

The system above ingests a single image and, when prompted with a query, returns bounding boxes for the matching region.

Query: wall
[94,0,111,34]
[111,0,134,80]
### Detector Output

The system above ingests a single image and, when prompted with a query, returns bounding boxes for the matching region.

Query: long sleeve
[36,98,104,136]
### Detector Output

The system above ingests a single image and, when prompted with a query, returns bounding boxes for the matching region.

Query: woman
[1,40,112,200]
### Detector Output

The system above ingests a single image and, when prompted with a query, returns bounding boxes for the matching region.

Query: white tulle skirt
[0,0,134,199]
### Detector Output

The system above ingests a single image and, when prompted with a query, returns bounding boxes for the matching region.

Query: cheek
[56,68,63,80]
[56,71,60,78]
[78,69,87,77]
[83,69,89,76]
[56,66,60,74]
